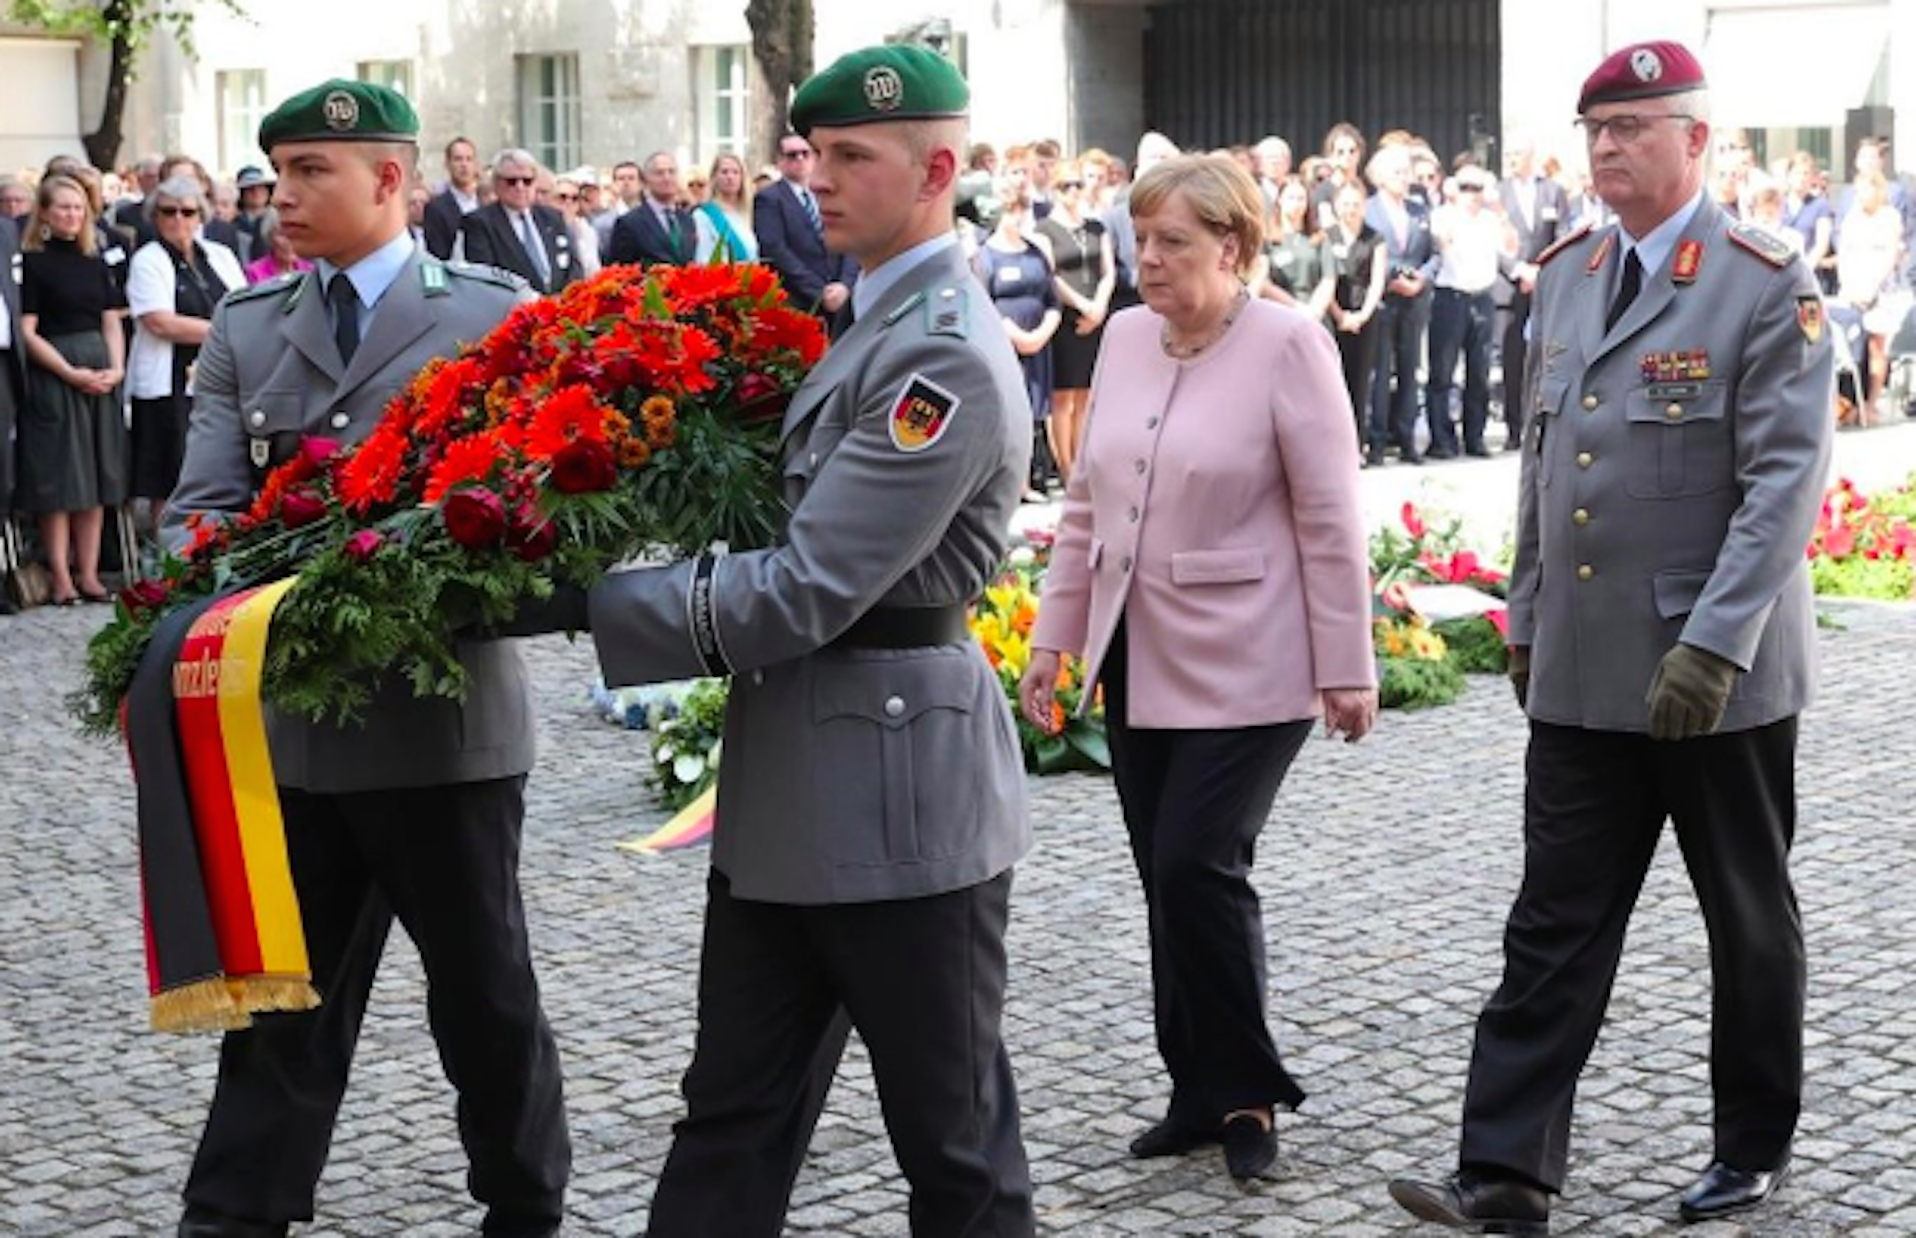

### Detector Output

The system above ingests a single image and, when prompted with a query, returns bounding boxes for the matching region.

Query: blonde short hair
[1128,153,1265,277]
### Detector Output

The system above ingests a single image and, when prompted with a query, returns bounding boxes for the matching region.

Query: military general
[161,80,569,1238]
[1389,40,1832,1235]
[556,45,1038,1237]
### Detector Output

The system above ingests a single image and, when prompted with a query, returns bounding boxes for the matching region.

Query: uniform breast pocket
[811,649,981,865]
[1534,377,1569,488]
[246,389,308,472]
[1625,382,1732,499]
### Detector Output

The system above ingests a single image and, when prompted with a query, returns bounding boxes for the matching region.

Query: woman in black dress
[1312,181,1386,452]
[1260,176,1330,321]
[974,171,1061,498]
[1035,160,1114,485]
[16,174,127,605]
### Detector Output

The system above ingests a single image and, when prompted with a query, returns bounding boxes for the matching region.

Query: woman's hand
[1075,306,1105,333]
[1019,650,1063,734]
[1322,687,1378,742]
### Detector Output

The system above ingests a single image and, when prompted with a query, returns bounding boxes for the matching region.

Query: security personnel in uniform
[161,80,569,1238]
[561,45,1038,1237]
[1389,41,1832,1235]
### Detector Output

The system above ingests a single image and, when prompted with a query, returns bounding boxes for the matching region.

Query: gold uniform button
[1576,451,1594,468]
[1572,508,1590,526]
[1581,394,1599,411]
[1577,564,1594,581]
[1665,403,1683,419]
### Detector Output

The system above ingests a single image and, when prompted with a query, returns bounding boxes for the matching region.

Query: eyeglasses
[553,192,577,202]
[498,174,536,186]
[779,149,814,160]
[1457,184,1484,194]
[155,204,202,218]
[1575,113,1695,144]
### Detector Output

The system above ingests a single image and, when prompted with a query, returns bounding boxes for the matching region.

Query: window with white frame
[358,59,415,100]
[217,69,269,176]
[693,45,750,168]
[518,54,583,171]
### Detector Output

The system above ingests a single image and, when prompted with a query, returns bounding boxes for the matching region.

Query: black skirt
[1052,307,1104,391]
[16,331,128,514]
[130,393,192,500]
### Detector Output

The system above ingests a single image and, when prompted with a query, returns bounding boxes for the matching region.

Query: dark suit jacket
[752,181,854,310]
[1364,193,1439,294]
[607,200,696,268]
[458,202,580,294]
[1495,176,1570,305]
[423,188,470,261]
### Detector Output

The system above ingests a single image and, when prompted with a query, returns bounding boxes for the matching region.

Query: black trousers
[1429,288,1495,454]
[1498,291,1533,443]
[1102,624,1312,1128]
[1369,290,1432,455]
[1333,318,1380,450]
[183,777,571,1234]
[647,869,1034,1238]
[1460,720,1805,1191]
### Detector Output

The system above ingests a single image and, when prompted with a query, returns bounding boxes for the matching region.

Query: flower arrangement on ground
[75,263,825,735]
[970,560,1110,773]
[1808,475,1916,601]
[1369,500,1510,707]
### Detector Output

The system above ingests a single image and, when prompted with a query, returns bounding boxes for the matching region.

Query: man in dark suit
[0,212,23,614]
[1364,143,1439,465]
[605,151,696,267]
[752,135,853,315]
[459,148,580,294]
[423,136,481,260]
[113,155,163,239]
[162,80,569,1238]
[1494,134,1568,451]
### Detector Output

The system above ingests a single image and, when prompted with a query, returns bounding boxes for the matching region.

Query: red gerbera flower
[523,384,611,462]
[424,430,507,503]
[337,425,411,514]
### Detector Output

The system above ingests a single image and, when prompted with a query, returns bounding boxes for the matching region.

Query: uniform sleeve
[1505,283,1549,647]
[160,299,254,554]
[1682,260,1834,667]
[589,335,1009,686]
[126,244,175,319]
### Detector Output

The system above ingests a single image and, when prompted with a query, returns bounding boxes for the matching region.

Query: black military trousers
[1102,624,1312,1129]
[1459,718,1805,1191]
[647,869,1034,1238]
[183,776,570,1235]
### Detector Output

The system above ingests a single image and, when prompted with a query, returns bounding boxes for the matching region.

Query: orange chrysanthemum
[617,437,653,469]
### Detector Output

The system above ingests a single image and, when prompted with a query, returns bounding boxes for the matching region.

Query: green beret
[789,44,968,138]
[258,79,419,152]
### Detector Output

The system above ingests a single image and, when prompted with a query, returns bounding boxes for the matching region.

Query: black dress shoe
[1402,450,1426,465]
[1128,1116,1215,1158]
[1221,1112,1277,1181]
[1366,448,1387,468]
[1464,445,1491,458]
[1677,1159,1788,1223]
[1425,446,1458,460]
[177,1206,289,1238]
[1388,1171,1550,1235]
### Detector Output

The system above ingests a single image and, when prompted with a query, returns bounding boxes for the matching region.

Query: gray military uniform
[1509,196,1834,732]
[163,249,537,792]
[589,241,1032,904]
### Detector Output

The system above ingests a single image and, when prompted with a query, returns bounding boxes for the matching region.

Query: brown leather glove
[1507,645,1531,710]
[1645,643,1739,741]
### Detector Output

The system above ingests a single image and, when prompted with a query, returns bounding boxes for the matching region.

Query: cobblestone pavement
[6,589,1916,1235]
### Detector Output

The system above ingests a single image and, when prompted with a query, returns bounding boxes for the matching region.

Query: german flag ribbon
[125,580,319,1033]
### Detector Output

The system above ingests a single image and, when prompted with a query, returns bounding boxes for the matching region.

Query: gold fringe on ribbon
[150,977,249,1034]
[229,975,322,1017]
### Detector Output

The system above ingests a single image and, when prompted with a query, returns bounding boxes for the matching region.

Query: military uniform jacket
[1508,196,1834,733]
[589,242,1033,904]
[164,245,539,793]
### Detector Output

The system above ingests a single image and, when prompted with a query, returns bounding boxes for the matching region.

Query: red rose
[119,579,171,612]
[550,438,618,494]
[279,487,328,529]
[443,485,507,548]
[342,529,385,562]
[300,436,342,469]
[507,503,559,562]
[736,371,790,422]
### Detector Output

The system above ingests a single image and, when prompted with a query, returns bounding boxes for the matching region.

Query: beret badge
[322,90,360,131]
[1629,48,1663,83]
[863,65,904,112]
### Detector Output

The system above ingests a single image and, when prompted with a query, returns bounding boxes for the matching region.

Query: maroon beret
[1577,41,1707,114]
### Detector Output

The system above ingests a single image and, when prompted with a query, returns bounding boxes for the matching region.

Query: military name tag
[888,373,960,453]
[1645,381,1702,400]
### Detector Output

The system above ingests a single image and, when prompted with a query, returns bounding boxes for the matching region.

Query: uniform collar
[316,229,415,312]
[1617,188,1705,282]
[852,233,955,321]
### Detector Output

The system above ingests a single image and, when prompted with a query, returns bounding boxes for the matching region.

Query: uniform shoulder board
[1726,221,1793,269]
[223,270,304,306]
[444,260,527,292]
[1535,219,1596,269]
[924,284,968,339]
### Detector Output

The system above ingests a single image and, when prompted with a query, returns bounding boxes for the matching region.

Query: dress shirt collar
[852,233,955,321]
[1618,188,1705,282]
[315,229,415,315]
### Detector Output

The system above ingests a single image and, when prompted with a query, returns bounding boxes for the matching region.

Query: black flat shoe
[1388,1170,1550,1234]
[1128,1116,1215,1159]
[1221,1112,1277,1181]
[79,589,113,604]
[177,1205,290,1238]
[1677,1158,1787,1223]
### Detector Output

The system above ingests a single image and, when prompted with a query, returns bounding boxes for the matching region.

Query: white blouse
[126,239,245,400]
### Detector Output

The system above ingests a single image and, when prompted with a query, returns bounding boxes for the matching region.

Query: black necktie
[328,273,359,365]
[1605,248,1642,334]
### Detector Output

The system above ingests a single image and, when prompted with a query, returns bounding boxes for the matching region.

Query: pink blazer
[1031,298,1376,728]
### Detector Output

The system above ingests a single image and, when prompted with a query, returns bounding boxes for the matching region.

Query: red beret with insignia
[1577,40,1707,114]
